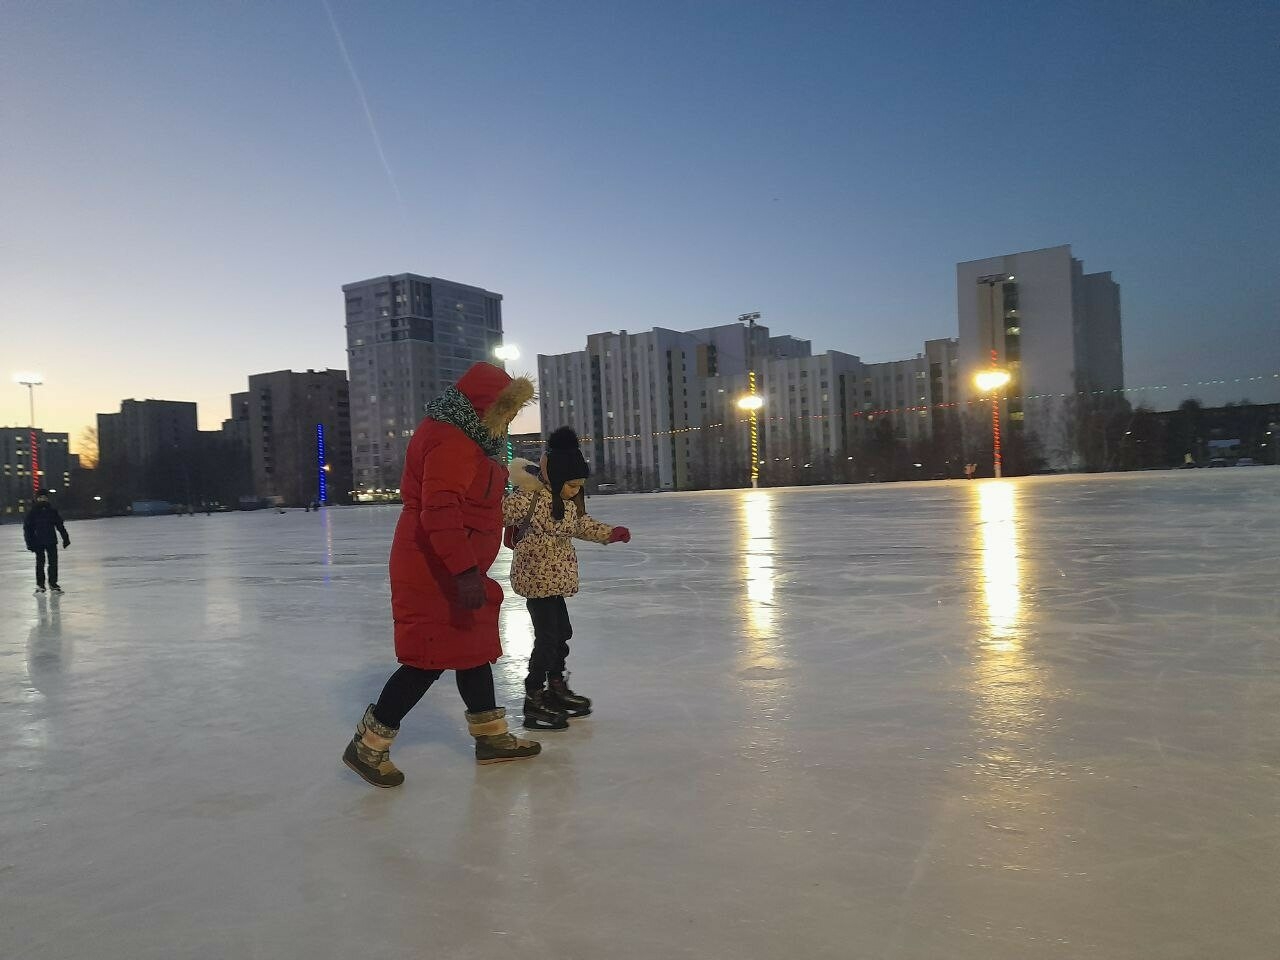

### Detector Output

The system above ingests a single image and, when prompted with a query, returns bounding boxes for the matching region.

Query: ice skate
[545,675,592,718]
[522,688,570,730]
[34,586,46,595]
[50,584,63,594]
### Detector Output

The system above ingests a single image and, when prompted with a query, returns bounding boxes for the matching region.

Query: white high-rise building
[539,323,768,490]
[760,351,864,463]
[957,245,1123,461]
[543,320,971,489]
[846,338,961,446]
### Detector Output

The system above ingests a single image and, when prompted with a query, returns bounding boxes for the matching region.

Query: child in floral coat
[503,427,631,730]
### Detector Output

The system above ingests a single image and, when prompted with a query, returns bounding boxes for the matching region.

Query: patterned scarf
[425,386,503,457]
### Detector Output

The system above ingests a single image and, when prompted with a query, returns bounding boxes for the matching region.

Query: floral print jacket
[502,459,616,599]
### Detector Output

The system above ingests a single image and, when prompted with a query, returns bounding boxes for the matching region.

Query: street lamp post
[975,358,1011,478]
[737,313,762,488]
[14,372,43,496]
[737,392,764,488]
[973,273,1018,479]
[493,344,521,466]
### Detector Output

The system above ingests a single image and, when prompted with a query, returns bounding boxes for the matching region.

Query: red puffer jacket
[390,364,531,670]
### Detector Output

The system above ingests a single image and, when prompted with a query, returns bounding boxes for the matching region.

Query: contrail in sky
[320,0,404,207]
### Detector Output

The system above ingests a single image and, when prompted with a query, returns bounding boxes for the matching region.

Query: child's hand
[608,526,631,544]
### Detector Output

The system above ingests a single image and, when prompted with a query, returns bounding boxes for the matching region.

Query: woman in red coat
[344,362,537,788]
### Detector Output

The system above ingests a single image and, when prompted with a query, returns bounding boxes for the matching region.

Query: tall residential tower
[344,274,504,493]
[958,245,1122,465]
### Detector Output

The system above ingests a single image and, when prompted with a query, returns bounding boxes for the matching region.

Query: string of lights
[572,371,1280,443]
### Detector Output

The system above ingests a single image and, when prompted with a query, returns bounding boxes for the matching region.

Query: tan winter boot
[466,708,541,765]
[342,705,405,788]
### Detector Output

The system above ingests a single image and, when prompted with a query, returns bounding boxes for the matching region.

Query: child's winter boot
[546,675,592,717]
[522,688,570,730]
[342,704,406,788]
[467,708,542,764]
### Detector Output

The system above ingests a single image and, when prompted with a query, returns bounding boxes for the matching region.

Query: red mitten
[608,526,631,544]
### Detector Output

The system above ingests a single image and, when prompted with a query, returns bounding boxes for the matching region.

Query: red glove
[454,568,486,609]
[608,526,631,544]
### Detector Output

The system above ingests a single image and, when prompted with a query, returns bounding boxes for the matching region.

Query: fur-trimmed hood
[456,363,537,436]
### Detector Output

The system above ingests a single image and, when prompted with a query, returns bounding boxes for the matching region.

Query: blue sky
[2,0,1277,440]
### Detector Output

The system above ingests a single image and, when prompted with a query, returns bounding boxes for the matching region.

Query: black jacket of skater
[24,493,70,592]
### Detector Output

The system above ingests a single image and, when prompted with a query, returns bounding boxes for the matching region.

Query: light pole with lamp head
[975,365,1011,478]
[737,313,762,488]
[493,344,521,465]
[973,273,1016,479]
[14,372,43,497]
[737,393,764,488]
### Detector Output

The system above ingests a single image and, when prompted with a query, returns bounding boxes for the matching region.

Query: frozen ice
[3,470,1279,959]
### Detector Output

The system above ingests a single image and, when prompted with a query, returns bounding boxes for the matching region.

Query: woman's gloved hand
[455,568,486,609]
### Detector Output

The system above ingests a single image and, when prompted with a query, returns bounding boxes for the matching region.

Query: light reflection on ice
[971,480,1050,795]
[978,481,1021,651]
[322,507,334,583]
[500,599,534,664]
[740,491,777,645]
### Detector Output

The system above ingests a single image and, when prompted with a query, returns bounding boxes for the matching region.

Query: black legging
[525,596,572,693]
[372,663,496,729]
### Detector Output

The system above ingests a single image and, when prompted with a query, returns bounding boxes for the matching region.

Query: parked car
[1236,458,1258,466]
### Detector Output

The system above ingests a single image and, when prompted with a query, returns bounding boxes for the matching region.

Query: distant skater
[24,491,70,594]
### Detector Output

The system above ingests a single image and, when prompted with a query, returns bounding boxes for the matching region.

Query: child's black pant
[525,596,572,693]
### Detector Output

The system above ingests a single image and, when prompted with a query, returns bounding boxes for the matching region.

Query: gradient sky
[3,0,1277,449]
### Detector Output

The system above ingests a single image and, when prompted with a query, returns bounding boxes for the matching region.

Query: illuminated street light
[974,365,1012,478]
[737,390,763,488]
[738,312,763,488]
[491,344,521,467]
[974,369,1011,393]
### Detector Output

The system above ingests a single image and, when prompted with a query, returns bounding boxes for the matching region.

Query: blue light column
[316,423,327,505]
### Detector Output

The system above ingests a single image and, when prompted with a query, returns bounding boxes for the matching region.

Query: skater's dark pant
[372,663,496,729]
[34,545,58,589]
[525,596,572,693]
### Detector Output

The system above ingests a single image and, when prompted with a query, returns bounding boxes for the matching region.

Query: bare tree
[76,426,100,470]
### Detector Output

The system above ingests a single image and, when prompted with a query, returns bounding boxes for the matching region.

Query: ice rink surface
[2,469,1279,959]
